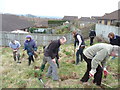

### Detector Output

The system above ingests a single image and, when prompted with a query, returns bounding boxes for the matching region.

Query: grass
[1,40,119,88]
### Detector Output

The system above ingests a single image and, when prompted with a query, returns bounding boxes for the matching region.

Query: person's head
[11,40,15,44]
[108,32,115,39]
[60,36,67,45]
[26,35,32,41]
[72,30,77,37]
[110,45,120,57]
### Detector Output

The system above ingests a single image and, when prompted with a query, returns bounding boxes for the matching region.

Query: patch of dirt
[60,72,79,81]
[66,60,75,64]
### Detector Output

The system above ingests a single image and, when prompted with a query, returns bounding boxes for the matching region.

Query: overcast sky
[0,0,120,17]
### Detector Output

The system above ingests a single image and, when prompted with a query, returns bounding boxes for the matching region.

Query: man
[43,37,66,81]
[89,30,96,46]
[9,40,21,63]
[108,32,120,46]
[23,35,37,66]
[72,30,85,65]
[80,43,119,86]
[40,45,60,72]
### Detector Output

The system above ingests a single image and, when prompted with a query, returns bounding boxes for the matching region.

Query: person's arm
[33,41,37,51]
[76,35,82,49]
[91,49,108,73]
[16,41,21,50]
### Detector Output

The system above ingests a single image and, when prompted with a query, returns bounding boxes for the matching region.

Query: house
[79,17,98,23]
[62,16,78,21]
[1,14,34,32]
[97,9,120,27]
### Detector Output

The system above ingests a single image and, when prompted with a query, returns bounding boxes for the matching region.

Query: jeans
[76,47,84,65]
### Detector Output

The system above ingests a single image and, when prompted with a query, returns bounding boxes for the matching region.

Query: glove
[58,59,60,62]
[103,68,108,77]
[52,59,56,63]
[89,69,96,77]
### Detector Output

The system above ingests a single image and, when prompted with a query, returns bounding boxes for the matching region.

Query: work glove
[52,59,56,63]
[89,69,96,77]
[103,68,108,78]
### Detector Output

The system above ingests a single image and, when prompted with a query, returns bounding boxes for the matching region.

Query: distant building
[98,9,120,27]
[79,17,98,23]
[1,14,34,32]
[62,16,78,21]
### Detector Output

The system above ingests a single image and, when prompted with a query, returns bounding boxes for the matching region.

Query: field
[0,40,119,88]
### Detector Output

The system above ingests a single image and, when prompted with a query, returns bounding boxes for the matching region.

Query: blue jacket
[24,39,37,55]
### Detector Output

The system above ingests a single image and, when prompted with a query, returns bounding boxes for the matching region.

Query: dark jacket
[24,39,37,55]
[44,40,61,59]
[74,33,85,47]
[110,35,120,46]
[89,30,96,37]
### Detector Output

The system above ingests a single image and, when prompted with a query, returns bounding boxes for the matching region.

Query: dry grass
[1,41,119,88]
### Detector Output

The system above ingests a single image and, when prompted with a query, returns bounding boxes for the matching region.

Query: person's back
[83,43,113,59]
[110,35,120,46]
[89,30,96,37]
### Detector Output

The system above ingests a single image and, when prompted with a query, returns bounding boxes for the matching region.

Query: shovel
[38,77,46,88]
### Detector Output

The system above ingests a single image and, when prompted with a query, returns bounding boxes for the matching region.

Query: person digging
[9,40,21,63]
[80,43,119,87]
[40,46,60,72]
[41,37,67,81]
[23,35,37,66]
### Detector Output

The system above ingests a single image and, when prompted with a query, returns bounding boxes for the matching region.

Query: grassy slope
[1,40,119,88]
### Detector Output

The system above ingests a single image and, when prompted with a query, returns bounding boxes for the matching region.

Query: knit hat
[26,35,32,39]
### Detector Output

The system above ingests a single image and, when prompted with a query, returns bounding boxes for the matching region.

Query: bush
[29,27,38,33]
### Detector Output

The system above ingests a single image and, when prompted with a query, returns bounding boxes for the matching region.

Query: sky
[0,0,120,18]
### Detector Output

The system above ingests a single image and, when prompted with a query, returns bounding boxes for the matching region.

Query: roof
[62,16,78,21]
[99,9,120,20]
[79,17,97,23]
[1,14,34,32]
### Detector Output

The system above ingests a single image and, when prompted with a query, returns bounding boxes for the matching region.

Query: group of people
[9,30,120,87]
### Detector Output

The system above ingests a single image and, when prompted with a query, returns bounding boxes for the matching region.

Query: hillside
[1,40,119,88]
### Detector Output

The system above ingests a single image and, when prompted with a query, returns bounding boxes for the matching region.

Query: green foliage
[29,27,37,33]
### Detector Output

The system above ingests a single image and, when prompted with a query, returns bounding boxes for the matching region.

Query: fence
[95,24,120,40]
[0,32,73,47]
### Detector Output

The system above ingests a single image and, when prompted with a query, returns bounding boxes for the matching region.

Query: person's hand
[13,49,17,52]
[89,69,96,78]
[58,59,60,62]
[52,59,56,63]
[76,47,79,51]
[103,68,108,77]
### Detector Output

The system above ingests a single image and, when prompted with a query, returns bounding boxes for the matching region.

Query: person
[80,43,119,86]
[72,30,85,65]
[108,32,120,46]
[43,37,67,81]
[23,35,37,66]
[89,30,96,46]
[40,46,60,72]
[108,32,120,59]
[9,40,21,63]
